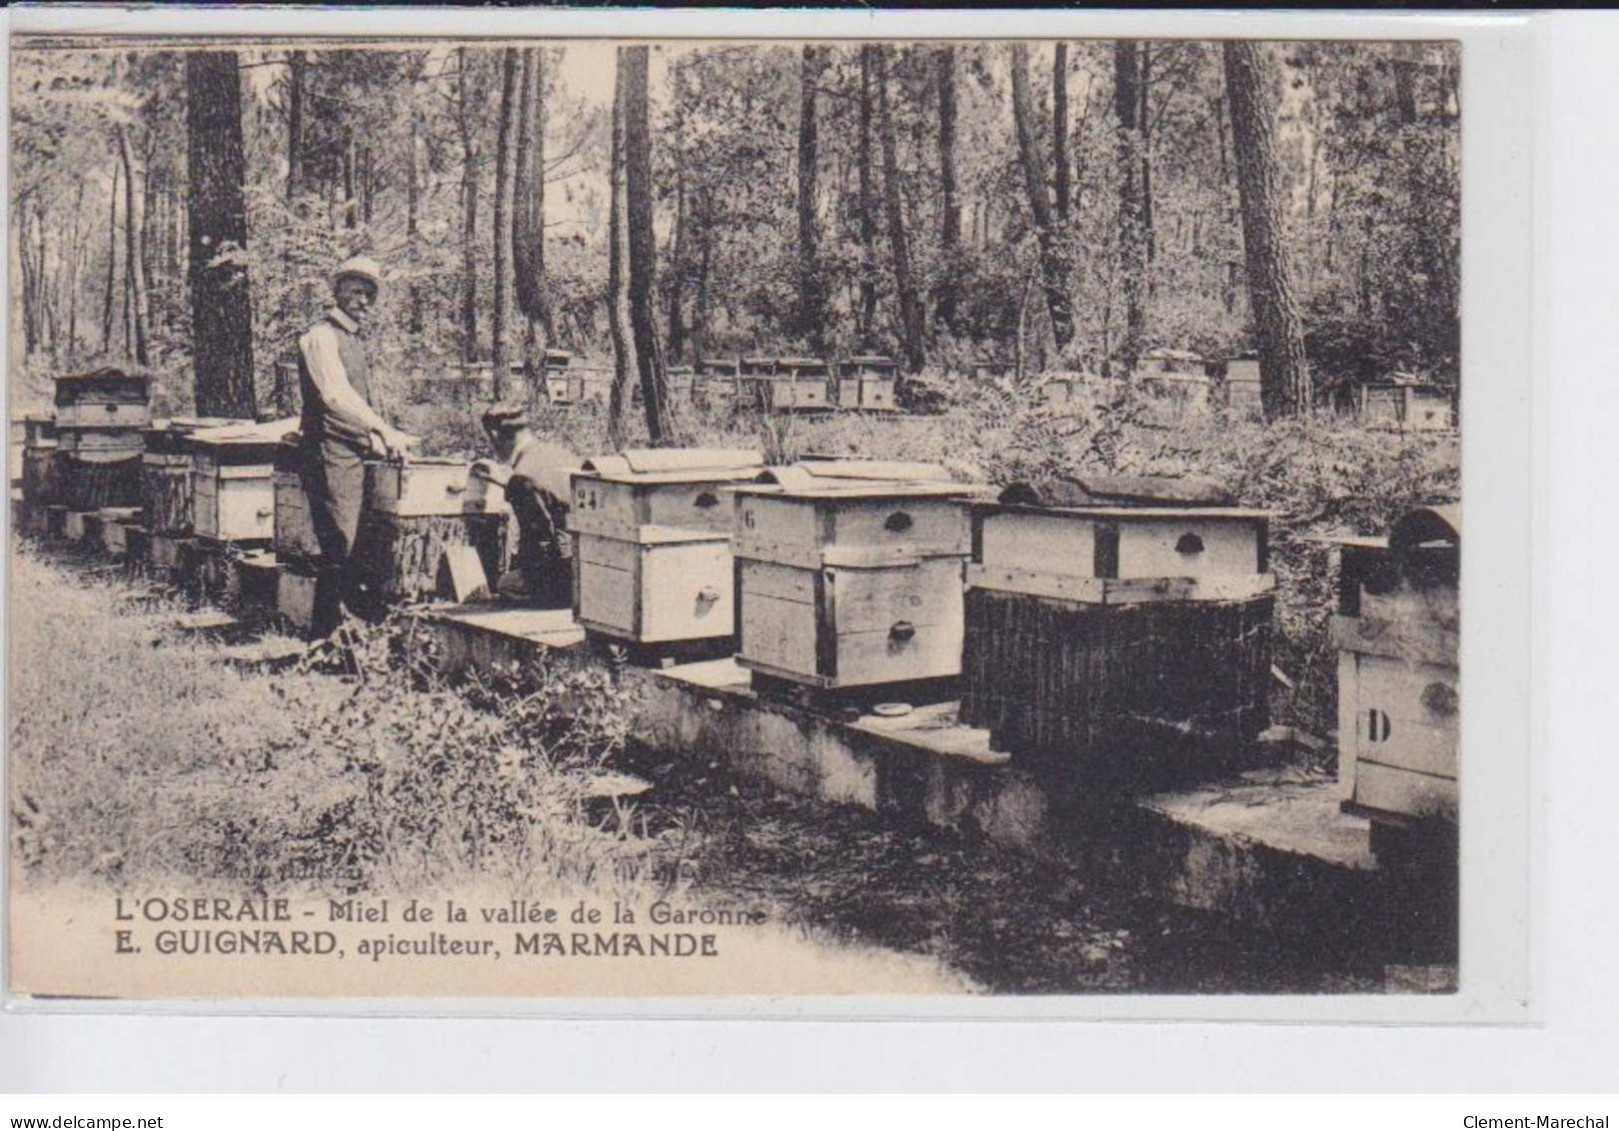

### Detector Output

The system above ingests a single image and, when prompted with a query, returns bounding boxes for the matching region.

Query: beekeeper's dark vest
[297,313,373,449]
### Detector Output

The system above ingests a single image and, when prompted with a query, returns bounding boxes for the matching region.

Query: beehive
[570,449,764,645]
[1333,506,1459,831]
[53,368,151,430]
[567,368,613,407]
[1222,357,1263,414]
[737,357,828,414]
[542,348,573,403]
[694,359,741,412]
[272,439,322,561]
[16,411,58,505]
[731,461,981,691]
[366,456,480,517]
[843,355,898,411]
[141,417,245,536]
[961,475,1274,766]
[1359,381,1454,432]
[188,419,292,543]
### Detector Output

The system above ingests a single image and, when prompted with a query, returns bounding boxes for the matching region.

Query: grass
[7,544,679,901]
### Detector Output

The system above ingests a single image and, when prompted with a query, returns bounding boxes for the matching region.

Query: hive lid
[1000,474,1236,509]
[53,367,150,404]
[579,448,764,481]
[187,417,299,450]
[732,460,982,500]
[1390,504,1460,555]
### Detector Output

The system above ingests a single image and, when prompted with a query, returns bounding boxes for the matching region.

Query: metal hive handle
[889,621,916,643]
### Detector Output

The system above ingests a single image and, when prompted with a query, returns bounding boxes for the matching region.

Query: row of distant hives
[381,348,1457,430]
[271,352,906,415]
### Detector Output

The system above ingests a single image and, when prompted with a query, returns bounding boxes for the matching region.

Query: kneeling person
[474,404,580,607]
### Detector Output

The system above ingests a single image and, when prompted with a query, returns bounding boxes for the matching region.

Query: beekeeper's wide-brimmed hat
[332,255,383,291]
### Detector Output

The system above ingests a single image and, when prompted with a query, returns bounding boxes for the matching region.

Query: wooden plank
[638,539,735,643]
[979,511,1096,572]
[967,565,1275,605]
[832,608,964,687]
[1351,655,1458,780]
[55,401,151,429]
[435,544,492,604]
[737,559,815,604]
[276,567,319,637]
[366,459,474,517]
[575,532,640,571]
[576,558,637,635]
[1351,760,1457,824]
[829,497,971,557]
[826,557,962,635]
[737,590,819,680]
[1330,614,1458,668]
[272,470,322,560]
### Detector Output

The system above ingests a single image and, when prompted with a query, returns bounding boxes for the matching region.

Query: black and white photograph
[6,27,1470,1002]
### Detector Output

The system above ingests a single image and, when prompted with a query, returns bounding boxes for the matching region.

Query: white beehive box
[968,476,1273,604]
[1333,506,1460,829]
[569,449,763,645]
[187,419,290,543]
[366,457,479,517]
[845,355,898,411]
[731,461,981,689]
[570,449,762,541]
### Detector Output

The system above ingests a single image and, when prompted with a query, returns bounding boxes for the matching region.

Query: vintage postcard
[5,13,1522,1012]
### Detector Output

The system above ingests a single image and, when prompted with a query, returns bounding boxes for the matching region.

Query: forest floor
[8,539,1387,995]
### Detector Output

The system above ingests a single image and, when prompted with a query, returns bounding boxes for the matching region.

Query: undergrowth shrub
[10,547,686,899]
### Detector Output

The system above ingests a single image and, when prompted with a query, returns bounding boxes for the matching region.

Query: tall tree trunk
[102,162,119,353]
[1223,41,1310,419]
[118,125,151,366]
[1140,44,1156,268]
[186,51,256,418]
[513,47,551,367]
[623,46,673,444]
[935,45,960,332]
[795,46,827,352]
[1114,41,1147,372]
[18,205,39,356]
[67,177,85,357]
[406,101,422,334]
[691,198,714,362]
[491,47,518,399]
[666,170,688,362]
[456,47,479,363]
[1010,44,1075,352]
[857,46,878,347]
[1053,43,1071,222]
[286,50,305,202]
[341,133,356,230]
[605,52,637,449]
[876,47,926,374]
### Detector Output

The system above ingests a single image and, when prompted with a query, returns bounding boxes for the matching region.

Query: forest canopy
[8,39,1460,421]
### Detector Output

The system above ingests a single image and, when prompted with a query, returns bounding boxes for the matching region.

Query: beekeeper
[296,255,416,634]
